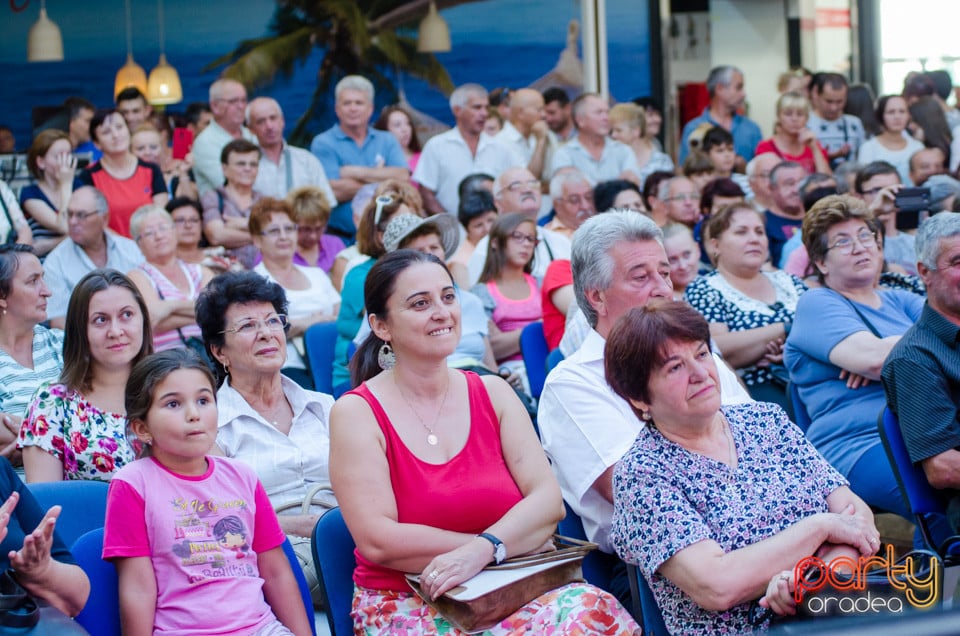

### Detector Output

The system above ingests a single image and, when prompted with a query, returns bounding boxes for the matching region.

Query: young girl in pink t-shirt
[102,349,312,636]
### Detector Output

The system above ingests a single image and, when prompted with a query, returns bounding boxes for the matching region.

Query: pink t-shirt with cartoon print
[103,456,285,636]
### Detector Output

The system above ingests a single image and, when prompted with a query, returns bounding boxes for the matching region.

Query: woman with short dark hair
[200,139,264,268]
[605,301,878,634]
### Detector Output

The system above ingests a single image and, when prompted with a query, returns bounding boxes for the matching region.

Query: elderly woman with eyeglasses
[333,180,424,389]
[126,205,214,353]
[252,197,340,390]
[784,194,922,522]
[195,271,336,604]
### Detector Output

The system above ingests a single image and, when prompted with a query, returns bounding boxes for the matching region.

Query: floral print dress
[19,383,136,481]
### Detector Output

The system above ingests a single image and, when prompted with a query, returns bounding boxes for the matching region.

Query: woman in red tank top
[329,250,639,634]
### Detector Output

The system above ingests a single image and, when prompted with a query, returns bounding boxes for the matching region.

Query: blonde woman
[609,102,673,185]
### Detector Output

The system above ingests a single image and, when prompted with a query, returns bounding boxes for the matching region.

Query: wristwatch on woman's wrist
[478,532,506,564]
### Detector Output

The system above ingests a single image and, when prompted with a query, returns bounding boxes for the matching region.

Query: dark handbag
[0,193,18,244]
[0,570,39,629]
[406,535,596,633]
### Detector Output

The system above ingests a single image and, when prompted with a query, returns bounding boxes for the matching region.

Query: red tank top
[349,371,523,592]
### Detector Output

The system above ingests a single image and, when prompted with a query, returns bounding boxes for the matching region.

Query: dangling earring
[378,343,396,370]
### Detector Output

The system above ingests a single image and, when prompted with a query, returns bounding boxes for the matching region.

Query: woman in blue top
[784,194,920,521]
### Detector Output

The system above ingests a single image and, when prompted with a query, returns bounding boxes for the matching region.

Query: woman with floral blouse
[19,270,152,481]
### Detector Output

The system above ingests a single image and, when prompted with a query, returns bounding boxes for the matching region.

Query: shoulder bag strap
[836,290,883,338]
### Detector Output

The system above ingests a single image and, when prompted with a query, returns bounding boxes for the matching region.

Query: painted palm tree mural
[206,0,484,144]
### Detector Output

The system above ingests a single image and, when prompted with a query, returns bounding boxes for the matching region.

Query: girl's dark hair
[909,97,953,164]
[593,179,641,215]
[458,189,496,229]
[374,105,422,153]
[477,213,535,283]
[125,348,217,454]
[61,269,154,393]
[604,301,711,414]
[350,250,452,386]
[194,270,288,386]
[0,244,35,300]
[844,83,881,137]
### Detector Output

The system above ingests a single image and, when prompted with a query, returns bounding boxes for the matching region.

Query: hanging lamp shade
[115,53,148,99]
[27,6,64,62]
[147,54,183,105]
[417,1,451,53]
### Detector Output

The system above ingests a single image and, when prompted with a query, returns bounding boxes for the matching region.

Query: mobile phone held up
[172,128,194,160]
[894,187,930,231]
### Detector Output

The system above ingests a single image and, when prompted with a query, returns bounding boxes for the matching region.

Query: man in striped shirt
[882,212,960,533]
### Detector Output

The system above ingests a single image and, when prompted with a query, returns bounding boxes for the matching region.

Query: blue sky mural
[0,1,651,149]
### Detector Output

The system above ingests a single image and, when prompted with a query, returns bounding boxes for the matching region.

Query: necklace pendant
[427,433,439,446]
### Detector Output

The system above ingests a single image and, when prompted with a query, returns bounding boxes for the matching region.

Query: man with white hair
[192,79,258,196]
[413,83,522,216]
[538,211,750,599]
[547,93,640,184]
[466,166,570,284]
[543,168,595,238]
[310,75,408,239]
[679,65,762,164]
[746,152,780,211]
[247,97,335,206]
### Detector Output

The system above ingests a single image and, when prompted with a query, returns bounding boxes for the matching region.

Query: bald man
[495,88,554,179]
[192,79,257,195]
[247,97,335,205]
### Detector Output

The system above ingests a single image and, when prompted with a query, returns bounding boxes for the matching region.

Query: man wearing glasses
[466,166,571,284]
[43,186,144,328]
[854,160,918,275]
[192,79,258,196]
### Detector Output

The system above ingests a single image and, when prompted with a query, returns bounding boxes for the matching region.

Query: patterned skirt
[351,582,641,635]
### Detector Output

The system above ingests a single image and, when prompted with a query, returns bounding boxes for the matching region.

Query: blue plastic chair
[28,479,109,548]
[626,564,669,636]
[311,508,357,636]
[304,321,339,395]
[787,381,812,433]
[546,348,565,374]
[71,529,316,636]
[71,528,120,636]
[557,501,620,596]
[519,322,549,399]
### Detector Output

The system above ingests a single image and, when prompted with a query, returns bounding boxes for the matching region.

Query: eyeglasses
[173,217,201,227]
[667,193,699,202]
[66,209,101,222]
[220,314,288,336]
[561,193,593,206]
[260,224,298,239]
[136,224,174,241]
[509,232,539,246]
[499,179,539,195]
[373,195,394,226]
[826,229,877,254]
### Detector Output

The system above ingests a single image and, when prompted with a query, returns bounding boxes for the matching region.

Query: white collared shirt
[538,329,752,552]
[254,142,337,206]
[413,127,524,214]
[547,135,640,182]
[216,375,337,515]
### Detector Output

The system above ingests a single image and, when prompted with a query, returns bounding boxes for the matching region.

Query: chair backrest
[546,347,565,374]
[627,564,669,636]
[304,321,340,395]
[787,382,812,433]
[878,407,946,518]
[311,508,357,636]
[280,537,317,636]
[71,530,316,636]
[28,480,109,548]
[519,322,549,399]
[558,500,618,594]
[72,528,120,636]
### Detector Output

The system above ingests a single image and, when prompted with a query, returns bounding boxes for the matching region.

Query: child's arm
[258,546,313,636]
[116,557,157,636]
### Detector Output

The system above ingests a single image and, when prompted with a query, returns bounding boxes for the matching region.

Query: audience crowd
[2,61,960,633]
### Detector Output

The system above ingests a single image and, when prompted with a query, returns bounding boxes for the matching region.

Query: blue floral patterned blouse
[611,402,847,634]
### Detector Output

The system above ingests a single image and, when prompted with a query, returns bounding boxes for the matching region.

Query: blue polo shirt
[310,124,407,239]
[678,108,763,163]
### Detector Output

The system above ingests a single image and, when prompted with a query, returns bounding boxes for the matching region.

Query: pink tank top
[139,261,203,351]
[487,274,542,361]
[349,371,523,592]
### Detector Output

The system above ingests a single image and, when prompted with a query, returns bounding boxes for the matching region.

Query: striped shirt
[0,325,64,419]
[882,302,960,465]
